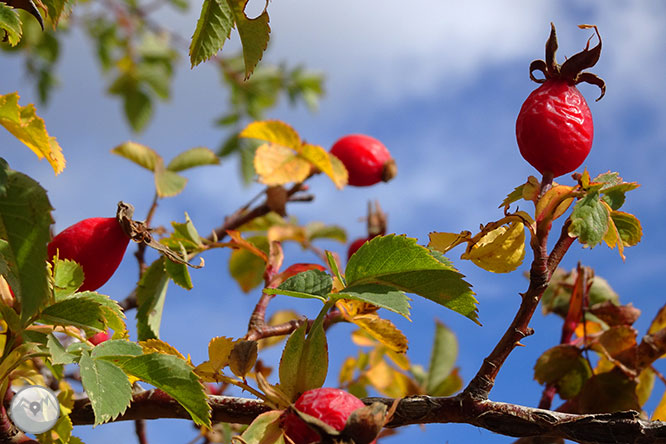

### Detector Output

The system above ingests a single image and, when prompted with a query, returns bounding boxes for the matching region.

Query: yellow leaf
[461,222,526,273]
[239,120,301,150]
[194,336,235,380]
[351,316,408,354]
[0,92,65,175]
[428,231,471,254]
[653,389,666,421]
[267,225,307,244]
[364,360,414,398]
[339,357,357,385]
[253,143,311,186]
[535,185,575,223]
[648,304,666,334]
[139,339,187,362]
[227,230,268,262]
[299,143,348,189]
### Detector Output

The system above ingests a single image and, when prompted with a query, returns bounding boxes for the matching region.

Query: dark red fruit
[281,388,369,444]
[88,330,111,345]
[330,135,396,187]
[516,23,605,178]
[47,217,130,292]
[347,237,372,260]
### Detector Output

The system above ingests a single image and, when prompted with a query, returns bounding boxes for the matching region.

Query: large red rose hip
[47,217,130,292]
[516,23,605,179]
[281,388,372,444]
[330,135,396,187]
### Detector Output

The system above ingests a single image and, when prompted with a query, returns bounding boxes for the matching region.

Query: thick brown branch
[66,390,666,443]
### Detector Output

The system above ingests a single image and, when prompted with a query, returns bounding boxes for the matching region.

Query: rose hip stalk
[516,23,605,179]
[47,212,131,292]
[330,134,397,187]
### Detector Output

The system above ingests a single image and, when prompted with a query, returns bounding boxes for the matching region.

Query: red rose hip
[281,388,370,444]
[47,216,130,292]
[516,23,605,178]
[330,135,396,187]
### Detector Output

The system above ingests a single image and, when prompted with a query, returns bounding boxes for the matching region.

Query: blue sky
[2,1,666,443]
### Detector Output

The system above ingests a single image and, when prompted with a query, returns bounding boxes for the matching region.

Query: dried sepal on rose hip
[280,388,378,444]
[330,134,397,187]
[47,204,132,292]
[516,23,605,179]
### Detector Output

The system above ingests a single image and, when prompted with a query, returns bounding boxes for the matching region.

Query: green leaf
[154,160,188,197]
[40,297,105,331]
[239,139,260,185]
[76,291,127,338]
[226,0,270,79]
[279,319,328,401]
[53,258,84,299]
[569,191,609,247]
[0,165,53,322]
[534,345,592,400]
[345,235,478,324]
[610,211,642,247]
[92,339,143,362]
[110,141,161,171]
[229,235,267,293]
[601,183,639,211]
[165,257,193,290]
[124,89,153,132]
[118,353,211,427]
[161,213,203,251]
[167,147,220,172]
[43,0,69,25]
[0,3,22,46]
[326,250,345,286]
[79,350,132,425]
[47,333,76,365]
[189,0,234,67]
[335,284,410,319]
[500,183,526,208]
[429,368,463,397]
[278,270,332,297]
[426,321,458,394]
[136,258,169,340]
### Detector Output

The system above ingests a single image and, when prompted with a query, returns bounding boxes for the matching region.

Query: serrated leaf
[345,235,478,324]
[167,147,220,172]
[110,141,161,171]
[426,321,458,394]
[235,410,283,444]
[165,256,193,290]
[91,340,143,360]
[139,338,187,361]
[47,333,76,365]
[601,183,639,211]
[460,222,526,273]
[52,258,84,299]
[226,0,270,79]
[136,258,169,340]
[278,269,332,297]
[0,4,21,46]
[41,297,105,331]
[569,191,609,247]
[194,336,235,379]
[79,350,132,426]
[336,300,408,353]
[335,284,410,319]
[0,93,65,174]
[75,291,127,339]
[161,213,203,251]
[189,0,234,67]
[279,319,328,401]
[0,163,53,321]
[229,340,258,378]
[229,235,268,293]
[119,353,211,427]
[534,345,592,400]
